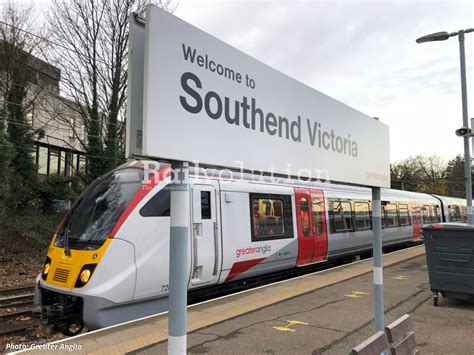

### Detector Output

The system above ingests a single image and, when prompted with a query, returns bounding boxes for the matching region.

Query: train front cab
[34,161,168,334]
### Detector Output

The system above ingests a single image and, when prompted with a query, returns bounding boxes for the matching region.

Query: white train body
[35,161,466,331]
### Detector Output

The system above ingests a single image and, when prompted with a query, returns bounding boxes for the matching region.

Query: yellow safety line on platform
[345,291,370,298]
[273,326,296,332]
[273,320,309,332]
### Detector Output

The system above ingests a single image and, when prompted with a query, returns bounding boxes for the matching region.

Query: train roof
[120,159,465,205]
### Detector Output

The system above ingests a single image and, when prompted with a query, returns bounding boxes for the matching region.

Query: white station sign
[136,5,390,187]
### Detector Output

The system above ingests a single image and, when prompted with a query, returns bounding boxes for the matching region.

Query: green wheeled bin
[422,223,474,306]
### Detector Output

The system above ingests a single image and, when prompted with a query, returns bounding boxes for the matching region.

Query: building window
[34,144,85,177]
[250,193,293,241]
[65,152,74,176]
[38,146,48,175]
[49,148,59,176]
[79,156,86,172]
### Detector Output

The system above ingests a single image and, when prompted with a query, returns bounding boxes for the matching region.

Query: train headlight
[79,269,91,283]
[74,264,97,288]
[43,263,51,275]
[42,257,52,281]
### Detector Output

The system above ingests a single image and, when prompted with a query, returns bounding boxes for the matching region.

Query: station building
[0,42,86,177]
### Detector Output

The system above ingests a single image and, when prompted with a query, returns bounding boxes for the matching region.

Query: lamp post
[416,28,474,225]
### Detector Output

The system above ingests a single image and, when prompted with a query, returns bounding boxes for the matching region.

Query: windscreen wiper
[62,197,83,256]
[64,226,71,256]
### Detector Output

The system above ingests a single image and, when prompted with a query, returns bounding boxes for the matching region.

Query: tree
[0,1,41,212]
[445,155,469,198]
[390,155,447,195]
[46,0,176,182]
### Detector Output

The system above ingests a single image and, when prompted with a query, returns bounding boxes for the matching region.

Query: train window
[55,168,145,249]
[448,205,461,222]
[249,193,294,241]
[300,197,311,237]
[381,204,387,228]
[139,188,171,217]
[201,191,211,219]
[398,204,410,226]
[312,199,323,235]
[460,206,467,222]
[354,201,371,231]
[422,205,431,223]
[411,205,421,225]
[384,203,399,228]
[329,200,353,233]
[430,205,441,223]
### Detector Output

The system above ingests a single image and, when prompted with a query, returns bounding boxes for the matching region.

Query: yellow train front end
[34,161,148,335]
[35,237,111,335]
[41,238,110,290]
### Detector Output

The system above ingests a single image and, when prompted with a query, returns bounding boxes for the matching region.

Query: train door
[410,199,422,241]
[310,189,328,262]
[295,188,314,266]
[190,183,220,286]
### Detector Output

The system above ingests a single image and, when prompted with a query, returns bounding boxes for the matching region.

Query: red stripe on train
[109,167,171,238]
[224,258,266,283]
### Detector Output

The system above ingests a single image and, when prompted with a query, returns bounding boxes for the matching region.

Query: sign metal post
[372,187,384,331]
[168,161,190,355]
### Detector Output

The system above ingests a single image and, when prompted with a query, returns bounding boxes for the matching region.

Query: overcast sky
[31,0,473,163]
[173,0,473,163]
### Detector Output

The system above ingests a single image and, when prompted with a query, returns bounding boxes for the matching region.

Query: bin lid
[423,222,474,231]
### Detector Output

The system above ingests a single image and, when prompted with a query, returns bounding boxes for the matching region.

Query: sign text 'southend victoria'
[140,5,390,187]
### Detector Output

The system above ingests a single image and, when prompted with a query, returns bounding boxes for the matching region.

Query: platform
[14,245,474,354]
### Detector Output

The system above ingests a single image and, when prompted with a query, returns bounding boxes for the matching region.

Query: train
[34,160,466,335]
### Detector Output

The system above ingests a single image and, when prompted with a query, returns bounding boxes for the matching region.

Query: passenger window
[398,204,410,226]
[250,194,293,241]
[201,191,211,219]
[451,206,461,221]
[460,206,467,222]
[300,197,311,237]
[422,205,430,223]
[354,201,371,230]
[381,204,387,228]
[430,205,440,222]
[384,203,399,227]
[312,199,323,235]
[139,188,170,217]
[329,200,353,233]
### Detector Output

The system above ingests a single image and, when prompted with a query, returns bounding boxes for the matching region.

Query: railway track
[0,284,37,336]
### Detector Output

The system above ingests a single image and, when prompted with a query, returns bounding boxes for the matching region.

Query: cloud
[176,0,474,162]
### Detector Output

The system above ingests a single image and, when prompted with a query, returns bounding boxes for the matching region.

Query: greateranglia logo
[236,245,272,258]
